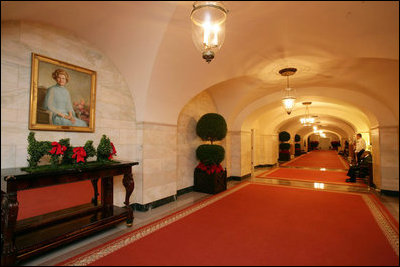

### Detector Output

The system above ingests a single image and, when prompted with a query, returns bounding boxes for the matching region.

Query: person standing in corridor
[355,133,366,163]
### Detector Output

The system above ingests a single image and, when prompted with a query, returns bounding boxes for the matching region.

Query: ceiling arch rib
[239,97,370,136]
[303,131,343,143]
[232,86,396,134]
[280,120,354,140]
[300,127,348,141]
[277,114,356,136]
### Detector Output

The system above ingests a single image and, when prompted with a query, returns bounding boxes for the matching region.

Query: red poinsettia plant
[108,142,117,160]
[196,162,224,175]
[72,147,87,163]
[49,142,67,155]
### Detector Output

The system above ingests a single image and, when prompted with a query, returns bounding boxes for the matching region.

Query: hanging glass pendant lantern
[279,67,297,115]
[300,102,315,126]
[190,1,228,63]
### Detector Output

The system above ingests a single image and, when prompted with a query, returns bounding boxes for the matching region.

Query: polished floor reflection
[21,167,398,266]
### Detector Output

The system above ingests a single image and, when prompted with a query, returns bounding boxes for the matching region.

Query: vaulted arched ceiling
[2,1,398,129]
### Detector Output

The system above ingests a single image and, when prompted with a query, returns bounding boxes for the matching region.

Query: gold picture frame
[29,53,96,132]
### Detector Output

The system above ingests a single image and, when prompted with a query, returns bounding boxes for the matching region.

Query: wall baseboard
[381,189,399,197]
[177,186,194,196]
[254,164,275,169]
[133,185,195,212]
[228,173,251,181]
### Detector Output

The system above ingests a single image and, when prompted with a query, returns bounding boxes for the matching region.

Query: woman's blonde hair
[52,69,70,83]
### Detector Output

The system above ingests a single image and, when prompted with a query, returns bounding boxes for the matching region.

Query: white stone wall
[136,122,177,204]
[379,126,399,191]
[1,21,137,206]
[254,131,263,166]
[262,134,279,165]
[370,128,382,188]
[254,133,279,166]
[241,131,252,176]
[176,91,218,191]
[229,131,241,177]
[230,131,278,177]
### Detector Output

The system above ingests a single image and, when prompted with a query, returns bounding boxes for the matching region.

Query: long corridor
[256,150,362,188]
[21,151,399,266]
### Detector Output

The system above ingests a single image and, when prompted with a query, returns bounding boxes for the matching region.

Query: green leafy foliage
[27,132,52,167]
[279,143,291,150]
[196,144,225,165]
[196,113,227,143]
[26,132,114,170]
[59,138,73,165]
[310,141,319,149]
[84,140,96,160]
[279,131,291,142]
[97,135,113,162]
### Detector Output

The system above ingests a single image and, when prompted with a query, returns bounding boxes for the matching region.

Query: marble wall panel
[241,131,252,176]
[370,128,381,188]
[379,127,399,191]
[136,122,177,204]
[229,131,241,177]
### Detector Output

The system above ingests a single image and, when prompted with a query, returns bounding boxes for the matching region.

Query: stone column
[376,126,399,191]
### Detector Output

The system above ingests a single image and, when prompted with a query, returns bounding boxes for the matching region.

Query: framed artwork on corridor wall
[29,53,97,132]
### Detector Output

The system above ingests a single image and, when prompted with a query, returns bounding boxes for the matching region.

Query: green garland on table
[23,132,118,173]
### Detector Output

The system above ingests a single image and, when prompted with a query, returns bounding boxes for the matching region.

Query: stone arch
[176,91,218,190]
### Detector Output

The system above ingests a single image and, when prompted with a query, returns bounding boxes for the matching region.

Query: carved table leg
[1,186,19,266]
[91,178,100,206]
[123,173,135,226]
[101,176,113,218]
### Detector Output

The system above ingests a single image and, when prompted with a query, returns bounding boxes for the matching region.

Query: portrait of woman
[29,53,96,132]
[43,69,88,127]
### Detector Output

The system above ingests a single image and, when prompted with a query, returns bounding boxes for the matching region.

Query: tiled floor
[20,167,399,266]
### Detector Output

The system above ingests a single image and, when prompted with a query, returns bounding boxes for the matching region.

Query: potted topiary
[331,141,340,150]
[279,131,291,161]
[194,113,227,194]
[310,141,319,150]
[294,134,301,156]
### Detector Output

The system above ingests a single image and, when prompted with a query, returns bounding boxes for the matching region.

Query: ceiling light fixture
[279,67,297,115]
[300,102,314,126]
[190,1,228,63]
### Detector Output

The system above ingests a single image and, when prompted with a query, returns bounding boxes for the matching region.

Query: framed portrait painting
[29,53,96,132]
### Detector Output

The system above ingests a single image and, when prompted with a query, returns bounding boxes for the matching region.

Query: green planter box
[194,168,227,194]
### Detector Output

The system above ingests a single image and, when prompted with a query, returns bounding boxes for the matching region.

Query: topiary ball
[279,131,291,142]
[279,143,291,150]
[196,144,225,165]
[295,134,301,142]
[196,113,227,142]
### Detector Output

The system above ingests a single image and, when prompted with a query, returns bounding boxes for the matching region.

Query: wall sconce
[190,1,228,63]
[279,67,297,115]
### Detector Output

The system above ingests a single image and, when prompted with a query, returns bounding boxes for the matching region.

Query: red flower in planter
[49,142,67,155]
[196,162,223,175]
[280,150,290,154]
[72,147,87,163]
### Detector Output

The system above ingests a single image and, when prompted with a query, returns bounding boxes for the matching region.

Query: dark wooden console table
[1,161,139,265]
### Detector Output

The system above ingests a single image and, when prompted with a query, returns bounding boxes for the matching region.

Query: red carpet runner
[59,183,398,266]
[281,150,349,170]
[256,168,366,187]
